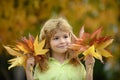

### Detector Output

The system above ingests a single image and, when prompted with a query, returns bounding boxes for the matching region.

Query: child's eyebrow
[54,35,59,37]
[52,35,59,38]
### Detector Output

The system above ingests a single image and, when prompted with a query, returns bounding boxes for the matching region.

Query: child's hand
[26,57,35,80]
[26,57,35,71]
[85,54,95,80]
[85,54,95,66]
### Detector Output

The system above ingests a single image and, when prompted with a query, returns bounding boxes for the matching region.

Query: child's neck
[52,53,66,64]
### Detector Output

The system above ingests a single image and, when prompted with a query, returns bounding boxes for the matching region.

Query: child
[26,18,86,80]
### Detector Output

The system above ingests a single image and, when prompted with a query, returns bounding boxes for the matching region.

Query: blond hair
[37,18,79,72]
[39,18,73,40]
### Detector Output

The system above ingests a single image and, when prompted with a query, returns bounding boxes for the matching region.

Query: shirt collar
[49,57,69,65]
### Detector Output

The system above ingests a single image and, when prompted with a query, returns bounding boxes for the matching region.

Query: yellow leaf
[8,56,26,70]
[95,39,113,58]
[3,46,22,56]
[83,45,102,61]
[34,35,49,56]
[34,49,49,56]
[4,45,27,70]
[96,48,113,58]
[16,44,29,54]
[96,39,114,49]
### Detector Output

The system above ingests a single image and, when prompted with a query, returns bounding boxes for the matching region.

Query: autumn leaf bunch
[4,34,49,70]
[69,26,113,62]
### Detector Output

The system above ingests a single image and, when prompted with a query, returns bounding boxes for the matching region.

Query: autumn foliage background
[0,0,120,80]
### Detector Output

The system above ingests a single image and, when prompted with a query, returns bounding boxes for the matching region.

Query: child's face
[50,30,71,55]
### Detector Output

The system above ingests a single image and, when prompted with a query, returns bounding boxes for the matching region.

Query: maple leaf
[8,56,27,70]
[34,35,49,56]
[3,46,27,69]
[82,45,102,62]
[95,39,113,58]
[3,46,23,57]
[15,34,34,55]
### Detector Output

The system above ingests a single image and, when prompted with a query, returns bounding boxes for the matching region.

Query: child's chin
[60,49,67,53]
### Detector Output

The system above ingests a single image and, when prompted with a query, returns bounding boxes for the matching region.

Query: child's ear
[71,32,78,42]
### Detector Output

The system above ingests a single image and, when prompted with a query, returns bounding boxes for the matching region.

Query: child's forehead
[56,30,69,34]
[53,29,70,34]
[50,29,70,37]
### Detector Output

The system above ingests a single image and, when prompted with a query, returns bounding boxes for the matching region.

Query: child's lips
[58,45,67,48]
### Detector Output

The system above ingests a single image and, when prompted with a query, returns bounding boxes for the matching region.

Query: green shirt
[34,58,86,80]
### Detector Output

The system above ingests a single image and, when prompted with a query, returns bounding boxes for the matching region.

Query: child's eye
[64,35,68,38]
[53,37,59,40]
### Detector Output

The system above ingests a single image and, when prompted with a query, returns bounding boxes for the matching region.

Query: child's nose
[60,38,65,43]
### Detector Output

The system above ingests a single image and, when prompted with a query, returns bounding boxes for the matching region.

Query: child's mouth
[58,45,67,49]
